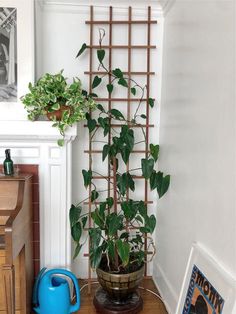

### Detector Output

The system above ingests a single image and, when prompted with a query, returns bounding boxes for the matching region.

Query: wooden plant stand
[93,288,143,314]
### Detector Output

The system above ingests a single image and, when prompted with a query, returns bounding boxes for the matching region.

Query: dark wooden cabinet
[0,174,33,314]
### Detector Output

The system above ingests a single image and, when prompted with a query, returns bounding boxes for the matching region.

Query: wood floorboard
[77,278,168,314]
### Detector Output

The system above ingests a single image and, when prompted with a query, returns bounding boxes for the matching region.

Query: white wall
[154,0,236,312]
[37,2,164,278]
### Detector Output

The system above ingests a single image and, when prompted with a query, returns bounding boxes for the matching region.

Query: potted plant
[70,31,170,310]
[21,70,96,146]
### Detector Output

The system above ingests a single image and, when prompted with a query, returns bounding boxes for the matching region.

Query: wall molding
[37,0,165,16]
[40,0,162,7]
[153,260,179,314]
[36,0,177,18]
[162,0,176,16]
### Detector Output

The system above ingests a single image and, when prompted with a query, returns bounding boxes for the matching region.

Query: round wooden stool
[93,287,143,314]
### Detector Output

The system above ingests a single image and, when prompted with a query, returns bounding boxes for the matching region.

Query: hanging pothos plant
[21,71,96,146]
[70,29,170,273]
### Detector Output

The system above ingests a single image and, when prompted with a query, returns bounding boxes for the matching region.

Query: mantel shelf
[0,121,77,142]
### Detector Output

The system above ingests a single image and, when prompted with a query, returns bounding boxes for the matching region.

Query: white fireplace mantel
[0,121,77,269]
[0,121,76,141]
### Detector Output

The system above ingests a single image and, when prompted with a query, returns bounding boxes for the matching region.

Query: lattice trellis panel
[83,6,157,292]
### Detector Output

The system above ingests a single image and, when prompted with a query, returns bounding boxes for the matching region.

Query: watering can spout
[33,268,80,314]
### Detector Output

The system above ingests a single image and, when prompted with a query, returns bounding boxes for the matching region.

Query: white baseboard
[152,261,179,314]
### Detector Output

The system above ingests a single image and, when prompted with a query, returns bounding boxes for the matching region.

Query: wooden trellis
[83,6,157,292]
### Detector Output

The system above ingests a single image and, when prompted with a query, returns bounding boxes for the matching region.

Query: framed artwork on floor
[0,0,34,118]
[176,243,236,314]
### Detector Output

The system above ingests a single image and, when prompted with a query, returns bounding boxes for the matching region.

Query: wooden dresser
[0,175,33,314]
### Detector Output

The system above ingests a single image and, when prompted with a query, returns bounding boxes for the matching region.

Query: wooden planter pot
[46,105,70,121]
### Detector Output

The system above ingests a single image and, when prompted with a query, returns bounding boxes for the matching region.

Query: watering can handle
[44,269,80,313]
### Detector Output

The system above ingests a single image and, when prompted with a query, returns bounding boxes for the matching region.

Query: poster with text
[183,264,225,314]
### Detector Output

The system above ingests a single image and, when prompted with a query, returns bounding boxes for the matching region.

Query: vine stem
[134,140,146,146]
[133,85,147,120]
[129,167,141,173]
[92,170,114,185]
[90,126,99,140]
[76,187,114,207]
[97,28,148,110]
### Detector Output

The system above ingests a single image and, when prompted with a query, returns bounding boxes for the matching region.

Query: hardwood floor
[77,278,168,314]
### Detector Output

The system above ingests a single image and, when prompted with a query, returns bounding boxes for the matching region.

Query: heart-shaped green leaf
[121,200,137,220]
[92,76,102,89]
[90,245,103,269]
[159,175,170,198]
[118,78,128,88]
[127,172,135,192]
[121,146,131,164]
[107,84,113,94]
[138,201,147,218]
[106,197,114,208]
[81,216,87,228]
[76,43,87,57]
[150,144,159,162]
[131,87,136,96]
[57,139,64,147]
[71,222,82,242]
[82,169,92,188]
[69,204,82,227]
[148,98,155,108]
[102,144,110,161]
[91,210,104,229]
[120,126,134,151]
[146,214,156,234]
[91,190,99,202]
[106,213,123,236]
[110,109,125,120]
[116,239,130,267]
[97,49,105,63]
[112,68,123,78]
[150,170,158,190]
[87,118,97,133]
[117,172,135,195]
[98,117,110,136]
[141,158,154,179]
[96,104,105,112]
[89,228,102,249]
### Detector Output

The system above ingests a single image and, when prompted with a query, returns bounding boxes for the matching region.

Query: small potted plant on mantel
[21,70,96,146]
[70,30,170,312]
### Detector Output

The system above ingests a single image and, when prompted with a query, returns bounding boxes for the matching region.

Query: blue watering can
[33,268,80,314]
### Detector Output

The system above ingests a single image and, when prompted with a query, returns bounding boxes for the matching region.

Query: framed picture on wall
[176,243,236,314]
[0,0,34,118]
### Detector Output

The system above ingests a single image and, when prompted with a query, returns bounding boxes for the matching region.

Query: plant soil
[99,255,144,274]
